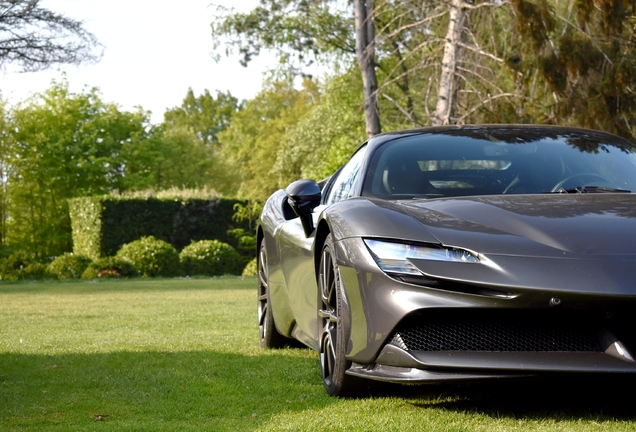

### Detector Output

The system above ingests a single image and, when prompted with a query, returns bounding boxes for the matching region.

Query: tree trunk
[432,0,466,126]
[354,0,381,137]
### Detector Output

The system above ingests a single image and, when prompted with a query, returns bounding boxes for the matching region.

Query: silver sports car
[256,125,636,397]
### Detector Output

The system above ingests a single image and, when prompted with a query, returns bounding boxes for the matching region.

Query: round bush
[48,253,92,279]
[116,236,180,277]
[180,240,243,276]
[81,257,138,279]
[242,257,257,277]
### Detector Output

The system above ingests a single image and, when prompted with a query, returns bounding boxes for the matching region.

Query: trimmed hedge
[179,240,243,276]
[116,236,181,277]
[69,195,249,259]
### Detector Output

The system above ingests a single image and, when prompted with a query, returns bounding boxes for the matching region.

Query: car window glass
[362,133,636,199]
[326,146,367,205]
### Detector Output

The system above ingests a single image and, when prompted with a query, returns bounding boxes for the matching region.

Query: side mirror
[285,179,321,237]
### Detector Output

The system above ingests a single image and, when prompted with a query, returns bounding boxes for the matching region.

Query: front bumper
[334,237,636,381]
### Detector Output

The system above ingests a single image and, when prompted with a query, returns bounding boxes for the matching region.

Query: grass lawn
[1,277,635,431]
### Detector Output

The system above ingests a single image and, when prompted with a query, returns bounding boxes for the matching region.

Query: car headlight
[363,239,479,275]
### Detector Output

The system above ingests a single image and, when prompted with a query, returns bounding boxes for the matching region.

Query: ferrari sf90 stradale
[256,125,636,396]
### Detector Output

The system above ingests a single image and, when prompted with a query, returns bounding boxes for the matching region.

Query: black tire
[318,234,363,397]
[257,240,287,349]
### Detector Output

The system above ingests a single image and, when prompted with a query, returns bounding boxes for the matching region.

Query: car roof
[364,124,632,152]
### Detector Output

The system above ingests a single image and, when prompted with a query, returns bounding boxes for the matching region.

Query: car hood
[398,194,636,258]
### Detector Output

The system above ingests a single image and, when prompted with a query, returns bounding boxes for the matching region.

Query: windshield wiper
[557,186,632,194]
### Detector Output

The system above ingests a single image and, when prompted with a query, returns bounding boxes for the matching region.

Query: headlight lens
[364,239,479,275]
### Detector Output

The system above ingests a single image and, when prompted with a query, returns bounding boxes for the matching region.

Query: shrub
[48,253,92,279]
[116,236,180,277]
[180,240,243,276]
[227,228,257,257]
[242,258,257,277]
[0,251,36,281]
[81,257,138,279]
[18,263,52,281]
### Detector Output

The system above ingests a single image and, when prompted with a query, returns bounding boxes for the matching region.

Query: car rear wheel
[318,234,363,397]
[258,240,287,349]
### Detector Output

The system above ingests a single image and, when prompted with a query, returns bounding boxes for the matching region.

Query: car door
[277,146,368,346]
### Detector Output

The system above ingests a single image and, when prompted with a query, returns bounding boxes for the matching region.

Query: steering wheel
[551,173,611,193]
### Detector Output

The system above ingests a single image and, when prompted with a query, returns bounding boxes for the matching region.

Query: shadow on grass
[378,376,636,421]
[0,347,330,430]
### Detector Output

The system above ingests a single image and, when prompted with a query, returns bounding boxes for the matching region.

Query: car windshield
[362,129,636,199]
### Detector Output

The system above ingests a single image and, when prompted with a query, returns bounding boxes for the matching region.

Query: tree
[163,88,241,147]
[273,70,366,183]
[211,0,381,136]
[0,0,100,71]
[144,89,242,192]
[6,79,150,256]
[510,0,636,139]
[124,124,221,191]
[218,77,320,201]
[0,100,9,245]
[211,0,353,69]
[354,0,381,136]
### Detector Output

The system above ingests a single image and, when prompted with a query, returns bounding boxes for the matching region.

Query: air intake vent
[391,316,603,352]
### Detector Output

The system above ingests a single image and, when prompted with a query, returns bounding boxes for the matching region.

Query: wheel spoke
[259,303,267,326]
[318,308,338,323]
[258,271,268,289]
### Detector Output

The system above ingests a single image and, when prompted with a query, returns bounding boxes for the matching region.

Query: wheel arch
[256,225,264,257]
[314,219,331,281]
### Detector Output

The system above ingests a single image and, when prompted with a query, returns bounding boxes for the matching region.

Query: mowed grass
[1,278,635,431]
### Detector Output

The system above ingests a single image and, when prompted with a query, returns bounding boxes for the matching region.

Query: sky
[0,0,273,123]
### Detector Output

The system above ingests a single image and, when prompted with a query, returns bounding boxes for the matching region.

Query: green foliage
[179,240,243,277]
[273,71,366,182]
[126,125,220,191]
[114,186,219,201]
[229,201,261,257]
[5,78,151,257]
[81,256,138,279]
[69,193,248,259]
[0,251,36,281]
[163,89,241,146]
[227,228,257,256]
[232,201,263,230]
[219,77,320,200]
[211,0,353,69]
[18,263,52,281]
[116,236,181,277]
[241,257,257,277]
[47,253,92,279]
[68,196,103,261]
[1,82,240,259]
[510,0,636,138]
[126,89,241,192]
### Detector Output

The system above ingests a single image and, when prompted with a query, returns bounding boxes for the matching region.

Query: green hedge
[69,195,249,259]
